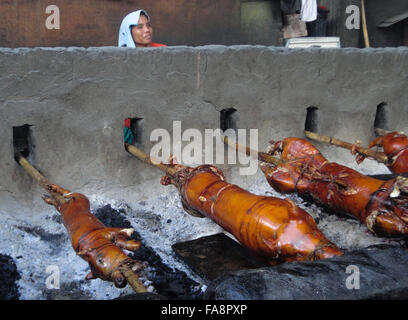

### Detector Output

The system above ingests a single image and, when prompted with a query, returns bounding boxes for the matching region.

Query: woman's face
[131,14,152,47]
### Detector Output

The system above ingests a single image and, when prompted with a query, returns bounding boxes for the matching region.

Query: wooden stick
[361,0,370,48]
[125,143,179,176]
[223,136,282,166]
[119,264,147,293]
[17,155,67,206]
[305,130,389,163]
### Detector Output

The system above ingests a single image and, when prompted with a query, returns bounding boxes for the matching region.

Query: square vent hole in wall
[220,108,238,133]
[374,102,389,136]
[13,124,35,162]
[305,106,319,134]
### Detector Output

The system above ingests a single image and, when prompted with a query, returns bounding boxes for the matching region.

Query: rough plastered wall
[1,46,408,218]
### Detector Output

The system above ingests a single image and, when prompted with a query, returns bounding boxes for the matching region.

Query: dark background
[0,0,407,48]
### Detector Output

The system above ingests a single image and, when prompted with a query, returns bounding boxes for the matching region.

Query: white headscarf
[118,10,150,47]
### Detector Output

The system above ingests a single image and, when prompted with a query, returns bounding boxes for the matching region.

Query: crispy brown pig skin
[261,138,408,237]
[43,184,144,288]
[161,165,343,264]
[367,132,408,175]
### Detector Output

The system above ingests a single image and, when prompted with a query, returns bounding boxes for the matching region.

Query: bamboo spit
[222,136,282,166]
[304,130,389,164]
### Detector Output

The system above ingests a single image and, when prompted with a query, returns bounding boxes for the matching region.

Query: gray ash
[94,204,204,300]
[0,254,21,300]
[14,225,68,256]
[298,193,356,221]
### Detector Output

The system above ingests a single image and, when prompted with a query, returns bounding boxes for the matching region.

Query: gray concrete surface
[1,45,408,217]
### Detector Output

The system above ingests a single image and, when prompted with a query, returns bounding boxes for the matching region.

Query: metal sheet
[377,11,408,27]
[172,233,268,281]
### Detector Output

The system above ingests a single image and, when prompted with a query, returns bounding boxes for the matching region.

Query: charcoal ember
[0,254,21,300]
[42,281,92,300]
[205,245,408,300]
[15,225,67,244]
[94,204,203,299]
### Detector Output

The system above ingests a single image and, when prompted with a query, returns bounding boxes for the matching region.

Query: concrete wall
[1,46,408,217]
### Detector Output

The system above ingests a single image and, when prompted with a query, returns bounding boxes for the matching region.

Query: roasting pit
[1,167,407,300]
[1,46,408,300]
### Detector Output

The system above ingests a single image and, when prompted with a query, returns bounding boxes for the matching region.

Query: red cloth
[149,43,166,47]
[124,118,131,128]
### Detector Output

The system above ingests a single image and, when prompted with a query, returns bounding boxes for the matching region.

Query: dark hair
[140,11,149,20]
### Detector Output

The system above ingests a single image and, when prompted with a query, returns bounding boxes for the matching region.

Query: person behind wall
[299,0,318,37]
[280,0,307,39]
[281,0,318,32]
[281,0,329,38]
[118,9,166,48]
[299,0,317,26]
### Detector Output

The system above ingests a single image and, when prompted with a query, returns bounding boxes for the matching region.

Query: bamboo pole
[17,155,67,206]
[125,143,179,176]
[119,264,147,293]
[361,0,370,48]
[223,136,282,166]
[305,130,389,163]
